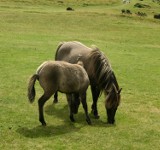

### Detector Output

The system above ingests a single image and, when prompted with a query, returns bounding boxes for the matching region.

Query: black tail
[27,74,38,103]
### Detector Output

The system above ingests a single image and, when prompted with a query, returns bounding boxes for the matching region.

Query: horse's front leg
[91,85,100,119]
[66,94,75,122]
[80,93,91,125]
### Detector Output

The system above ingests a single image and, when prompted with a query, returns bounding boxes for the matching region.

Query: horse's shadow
[45,103,93,127]
[17,103,115,138]
[45,103,69,120]
[45,103,116,128]
[16,123,81,138]
[17,103,82,138]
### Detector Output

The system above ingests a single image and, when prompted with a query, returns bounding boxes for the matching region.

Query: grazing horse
[54,41,122,124]
[27,60,91,126]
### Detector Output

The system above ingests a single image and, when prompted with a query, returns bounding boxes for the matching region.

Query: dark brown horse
[28,60,91,126]
[54,41,122,124]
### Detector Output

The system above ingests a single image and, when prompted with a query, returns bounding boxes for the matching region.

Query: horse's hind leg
[38,92,53,126]
[53,92,58,103]
[66,94,75,122]
[80,93,91,125]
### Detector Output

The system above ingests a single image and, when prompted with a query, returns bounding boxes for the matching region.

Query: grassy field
[0,0,160,149]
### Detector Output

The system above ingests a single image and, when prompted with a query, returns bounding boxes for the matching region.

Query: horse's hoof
[94,115,100,119]
[53,99,58,104]
[40,119,47,126]
[86,119,92,125]
[41,122,47,126]
[70,116,75,122]
[107,121,115,125]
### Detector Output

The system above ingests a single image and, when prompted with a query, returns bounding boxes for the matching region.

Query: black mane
[88,48,119,93]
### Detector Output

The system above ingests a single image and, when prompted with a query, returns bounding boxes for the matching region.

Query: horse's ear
[118,88,122,94]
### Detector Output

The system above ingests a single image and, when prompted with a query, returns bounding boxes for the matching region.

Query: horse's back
[55,41,92,63]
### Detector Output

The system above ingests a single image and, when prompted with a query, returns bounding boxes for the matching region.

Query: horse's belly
[58,78,88,94]
[58,84,79,94]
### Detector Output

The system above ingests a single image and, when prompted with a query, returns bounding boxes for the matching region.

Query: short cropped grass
[0,0,160,149]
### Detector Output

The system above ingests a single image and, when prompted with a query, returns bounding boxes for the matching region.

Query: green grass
[0,0,160,149]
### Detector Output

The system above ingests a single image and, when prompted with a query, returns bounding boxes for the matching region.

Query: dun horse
[27,60,91,126]
[54,41,122,124]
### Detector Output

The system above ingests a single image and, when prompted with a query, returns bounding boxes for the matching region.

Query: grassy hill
[0,0,160,149]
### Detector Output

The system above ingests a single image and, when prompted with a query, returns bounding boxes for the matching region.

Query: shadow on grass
[45,103,69,120]
[45,103,116,128]
[16,104,82,138]
[17,103,116,138]
[16,123,81,138]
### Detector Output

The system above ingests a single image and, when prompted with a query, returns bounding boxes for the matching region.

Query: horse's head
[105,84,122,124]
